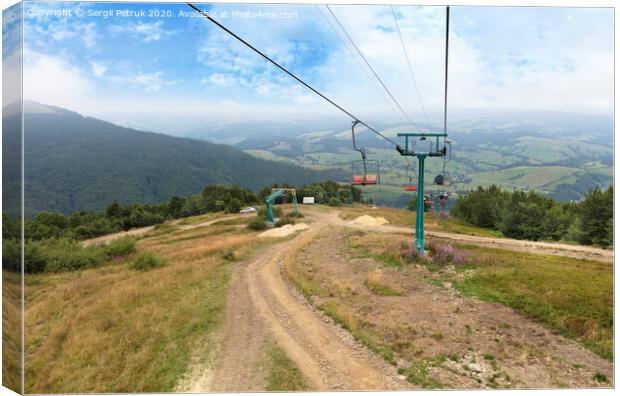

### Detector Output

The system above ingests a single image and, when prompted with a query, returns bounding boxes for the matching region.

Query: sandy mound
[258,223,309,238]
[350,215,389,226]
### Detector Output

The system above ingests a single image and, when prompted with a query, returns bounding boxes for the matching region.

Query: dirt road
[308,209,613,263]
[81,213,253,247]
[171,207,611,390]
[178,218,409,391]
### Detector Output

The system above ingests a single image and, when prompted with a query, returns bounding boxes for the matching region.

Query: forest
[451,185,613,246]
[2,181,612,274]
[2,181,361,273]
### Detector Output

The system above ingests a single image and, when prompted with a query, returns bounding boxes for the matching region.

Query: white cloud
[23,49,96,111]
[132,71,165,92]
[90,61,108,77]
[109,21,175,43]
[26,19,98,50]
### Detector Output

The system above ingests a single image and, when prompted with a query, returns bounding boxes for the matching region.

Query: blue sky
[15,1,614,133]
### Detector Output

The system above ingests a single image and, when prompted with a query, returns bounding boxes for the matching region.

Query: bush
[427,240,467,265]
[275,217,295,228]
[247,218,268,231]
[2,239,21,272]
[328,197,340,207]
[40,238,108,273]
[105,237,136,257]
[257,205,282,220]
[129,251,165,271]
[21,236,138,274]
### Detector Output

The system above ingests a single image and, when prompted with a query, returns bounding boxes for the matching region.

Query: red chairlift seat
[352,174,378,186]
[351,159,380,186]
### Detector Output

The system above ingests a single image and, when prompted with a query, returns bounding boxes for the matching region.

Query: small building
[302,197,315,204]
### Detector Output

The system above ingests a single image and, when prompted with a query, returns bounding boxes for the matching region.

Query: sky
[8,1,615,134]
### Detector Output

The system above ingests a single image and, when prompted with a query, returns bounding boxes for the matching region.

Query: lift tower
[395,6,450,256]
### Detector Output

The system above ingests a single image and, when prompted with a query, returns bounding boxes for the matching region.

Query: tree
[573,186,613,246]
[225,198,242,213]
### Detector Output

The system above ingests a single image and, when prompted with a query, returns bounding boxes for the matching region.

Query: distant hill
[2,102,347,216]
[180,111,613,205]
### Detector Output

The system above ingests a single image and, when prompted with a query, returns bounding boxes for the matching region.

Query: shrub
[247,218,268,231]
[2,239,21,272]
[221,250,236,261]
[427,241,467,265]
[257,205,283,221]
[40,238,108,273]
[105,237,136,257]
[275,217,295,228]
[129,251,165,271]
[328,197,340,207]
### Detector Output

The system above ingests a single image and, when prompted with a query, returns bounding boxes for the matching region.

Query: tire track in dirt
[179,219,409,391]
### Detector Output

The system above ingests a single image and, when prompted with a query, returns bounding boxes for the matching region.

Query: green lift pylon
[265,188,298,224]
[395,6,450,256]
[396,135,446,256]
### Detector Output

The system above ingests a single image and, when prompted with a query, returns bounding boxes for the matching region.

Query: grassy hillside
[3,103,347,216]
[23,214,269,392]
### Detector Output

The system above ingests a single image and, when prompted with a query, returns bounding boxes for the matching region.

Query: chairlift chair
[350,119,380,186]
[404,163,417,191]
[351,159,380,186]
[438,191,449,207]
[435,140,453,186]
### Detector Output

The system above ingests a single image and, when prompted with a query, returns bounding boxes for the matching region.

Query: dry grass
[336,205,502,238]
[347,230,614,361]
[264,341,307,391]
[23,221,268,393]
[364,269,405,296]
[2,270,22,393]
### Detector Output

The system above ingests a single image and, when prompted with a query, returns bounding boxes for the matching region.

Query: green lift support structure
[396,134,447,256]
[265,188,299,224]
[394,6,451,256]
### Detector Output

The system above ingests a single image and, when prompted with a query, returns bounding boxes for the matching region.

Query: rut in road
[178,221,409,392]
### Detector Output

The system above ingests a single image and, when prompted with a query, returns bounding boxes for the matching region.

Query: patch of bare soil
[295,228,613,389]
[81,213,253,247]
[80,225,155,247]
[179,221,409,391]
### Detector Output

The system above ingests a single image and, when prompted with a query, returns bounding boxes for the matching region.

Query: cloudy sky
[12,1,615,133]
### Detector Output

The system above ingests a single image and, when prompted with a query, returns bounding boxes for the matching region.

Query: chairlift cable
[316,5,410,128]
[188,3,402,148]
[391,6,430,127]
[325,5,422,132]
[443,7,450,138]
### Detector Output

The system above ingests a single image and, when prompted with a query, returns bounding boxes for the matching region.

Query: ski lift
[438,191,449,206]
[423,194,432,209]
[351,160,380,185]
[404,163,417,191]
[350,120,380,186]
[435,140,453,186]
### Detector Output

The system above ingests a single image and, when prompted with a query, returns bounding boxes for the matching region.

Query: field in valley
[20,205,613,392]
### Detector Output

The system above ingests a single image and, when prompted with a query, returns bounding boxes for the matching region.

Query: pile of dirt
[258,223,310,238]
[350,215,389,226]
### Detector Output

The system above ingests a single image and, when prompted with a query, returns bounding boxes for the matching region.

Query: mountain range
[2,102,613,216]
[2,102,346,216]
[178,110,613,205]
